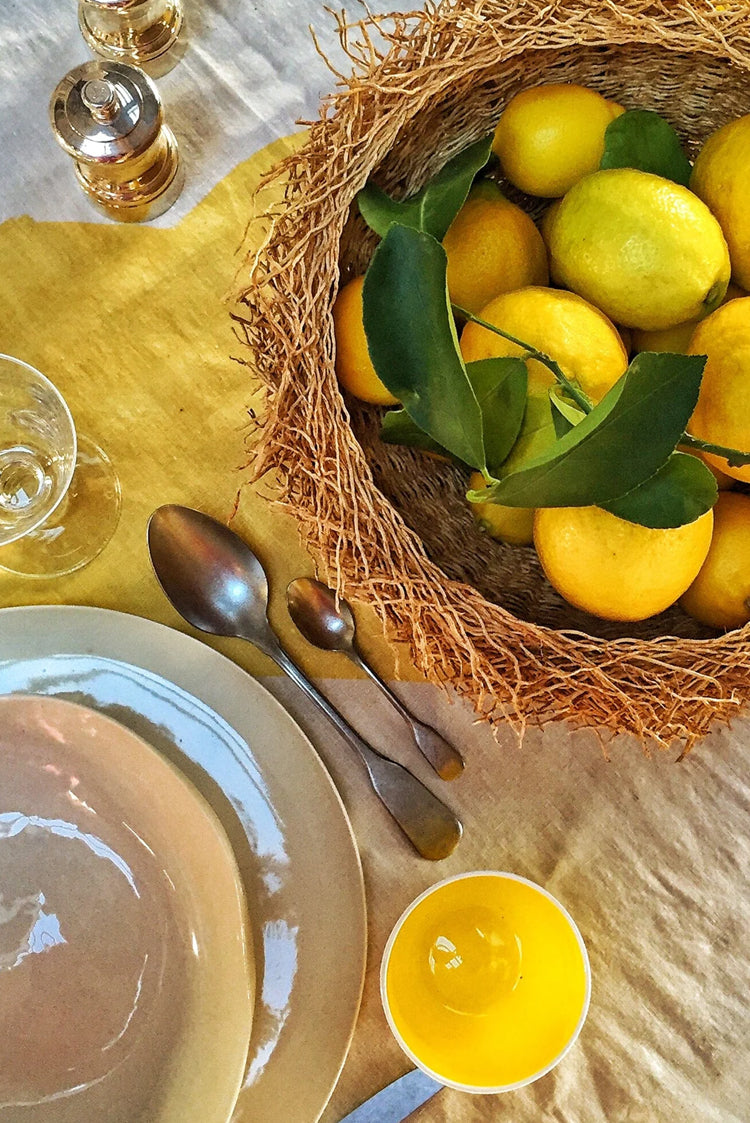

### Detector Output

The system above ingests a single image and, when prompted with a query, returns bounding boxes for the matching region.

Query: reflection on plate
[0,693,253,1123]
[0,607,366,1123]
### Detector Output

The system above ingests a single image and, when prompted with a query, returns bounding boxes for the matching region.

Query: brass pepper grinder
[50,60,183,223]
[78,0,184,77]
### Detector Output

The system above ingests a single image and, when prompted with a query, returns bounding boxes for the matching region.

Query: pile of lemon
[333,84,750,630]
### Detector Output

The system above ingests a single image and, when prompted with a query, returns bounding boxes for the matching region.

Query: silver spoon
[286,578,465,782]
[147,505,462,861]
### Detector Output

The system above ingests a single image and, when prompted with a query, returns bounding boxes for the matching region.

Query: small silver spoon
[147,505,462,861]
[286,578,465,782]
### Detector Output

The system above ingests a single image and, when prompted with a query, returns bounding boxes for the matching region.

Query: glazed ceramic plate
[0,606,367,1123]
[0,693,254,1123]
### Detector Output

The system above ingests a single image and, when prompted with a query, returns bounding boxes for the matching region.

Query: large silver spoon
[286,578,464,782]
[147,505,462,861]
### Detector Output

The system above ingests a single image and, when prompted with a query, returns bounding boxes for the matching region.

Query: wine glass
[0,354,121,577]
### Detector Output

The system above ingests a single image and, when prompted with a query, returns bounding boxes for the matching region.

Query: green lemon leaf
[600,109,692,187]
[379,357,527,472]
[380,409,457,461]
[468,351,706,508]
[500,390,558,475]
[465,357,528,474]
[357,135,493,241]
[549,385,586,439]
[363,224,486,471]
[601,451,718,528]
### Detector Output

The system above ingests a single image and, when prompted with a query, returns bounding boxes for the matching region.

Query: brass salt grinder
[49,61,183,223]
[78,0,184,78]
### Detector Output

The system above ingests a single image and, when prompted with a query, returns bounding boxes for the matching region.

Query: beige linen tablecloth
[1,3,749,1120]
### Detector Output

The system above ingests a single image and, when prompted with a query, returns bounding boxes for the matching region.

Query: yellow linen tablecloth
[0,134,403,680]
[1,139,749,1123]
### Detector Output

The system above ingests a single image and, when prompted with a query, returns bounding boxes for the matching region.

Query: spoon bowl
[147,504,274,650]
[287,579,356,651]
[287,577,465,782]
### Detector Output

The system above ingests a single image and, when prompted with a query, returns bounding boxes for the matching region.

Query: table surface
[1,3,749,1122]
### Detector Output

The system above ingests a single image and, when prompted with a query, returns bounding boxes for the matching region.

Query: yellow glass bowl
[381,871,591,1093]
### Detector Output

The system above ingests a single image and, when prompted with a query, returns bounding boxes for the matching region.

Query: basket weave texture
[235,0,750,751]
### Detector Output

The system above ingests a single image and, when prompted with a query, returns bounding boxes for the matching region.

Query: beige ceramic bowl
[0,693,254,1123]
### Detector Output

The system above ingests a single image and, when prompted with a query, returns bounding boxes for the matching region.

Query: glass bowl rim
[0,352,77,544]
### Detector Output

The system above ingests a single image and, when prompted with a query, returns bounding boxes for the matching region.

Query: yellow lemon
[460,286,628,403]
[443,181,548,317]
[632,320,699,356]
[548,168,731,330]
[690,114,750,290]
[719,281,746,304]
[332,275,399,406]
[680,492,750,630]
[468,470,535,545]
[533,506,714,622]
[688,297,750,483]
[492,84,624,198]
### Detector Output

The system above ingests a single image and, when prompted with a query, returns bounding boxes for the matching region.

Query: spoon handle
[337,1069,441,1122]
[265,637,462,861]
[350,647,464,781]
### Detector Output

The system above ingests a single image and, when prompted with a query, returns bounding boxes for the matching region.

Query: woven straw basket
[236,0,750,751]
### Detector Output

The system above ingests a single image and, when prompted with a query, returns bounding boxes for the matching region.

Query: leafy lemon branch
[452,304,595,414]
[454,304,750,468]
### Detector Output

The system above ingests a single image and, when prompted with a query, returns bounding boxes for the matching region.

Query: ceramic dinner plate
[0,693,254,1123]
[0,606,367,1123]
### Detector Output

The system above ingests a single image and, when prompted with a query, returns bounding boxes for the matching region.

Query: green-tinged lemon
[539,200,562,250]
[631,283,747,355]
[548,168,730,331]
